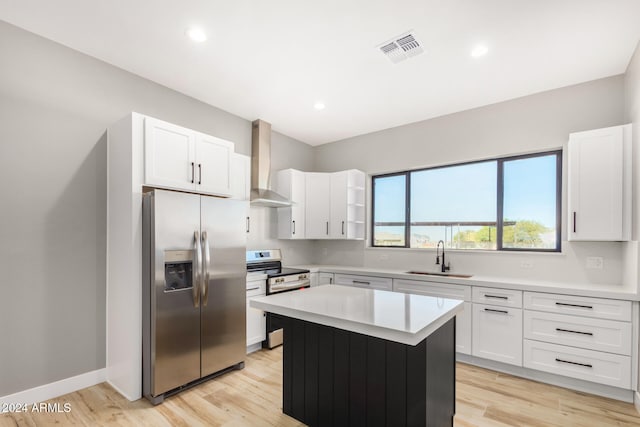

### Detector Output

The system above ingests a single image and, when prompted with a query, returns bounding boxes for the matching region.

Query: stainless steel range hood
[250,119,292,207]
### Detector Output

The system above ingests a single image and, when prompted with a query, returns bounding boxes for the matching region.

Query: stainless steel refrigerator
[142,189,247,404]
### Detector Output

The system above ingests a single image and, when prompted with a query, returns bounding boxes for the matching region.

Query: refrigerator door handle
[201,231,211,306]
[193,231,202,307]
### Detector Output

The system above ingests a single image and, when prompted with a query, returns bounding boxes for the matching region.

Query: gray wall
[314,76,624,173]
[313,76,630,287]
[247,130,316,264]
[0,21,314,396]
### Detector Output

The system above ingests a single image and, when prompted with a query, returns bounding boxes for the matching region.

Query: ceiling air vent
[378,31,424,64]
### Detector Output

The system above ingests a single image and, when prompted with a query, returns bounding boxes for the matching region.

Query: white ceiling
[1,0,640,146]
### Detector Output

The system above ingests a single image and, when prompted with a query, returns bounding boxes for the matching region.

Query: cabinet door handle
[292,220,296,235]
[555,328,593,336]
[246,216,250,233]
[555,302,593,310]
[573,212,576,233]
[352,280,370,285]
[484,294,508,300]
[246,287,260,291]
[342,221,345,235]
[484,308,508,314]
[326,221,329,235]
[191,162,195,184]
[198,163,202,185]
[329,277,333,284]
[555,358,592,368]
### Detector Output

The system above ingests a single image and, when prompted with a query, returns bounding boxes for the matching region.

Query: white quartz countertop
[292,264,640,301]
[250,285,464,346]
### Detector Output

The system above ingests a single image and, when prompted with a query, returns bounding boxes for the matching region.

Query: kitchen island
[250,285,464,427]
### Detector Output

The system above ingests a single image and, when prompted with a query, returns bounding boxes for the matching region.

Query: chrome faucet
[435,240,450,273]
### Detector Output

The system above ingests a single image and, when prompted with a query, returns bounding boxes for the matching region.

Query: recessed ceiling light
[314,102,326,111]
[186,27,207,43]
[471,44,489,58]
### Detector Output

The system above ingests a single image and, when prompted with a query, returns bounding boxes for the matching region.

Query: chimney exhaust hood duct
[250,119,292,207]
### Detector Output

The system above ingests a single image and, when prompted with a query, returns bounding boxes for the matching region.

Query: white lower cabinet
[393,279,471,355]
[334,273,392,290]
[523,292,632,322]
[523,291,634,389]
[473,287,522,308]
[310,272,319,287]
[246,280,266,347]
[310,272,335,287]
[472,303,523,366]
[523,340,631,389]
[319,272,334,285]
[523,310,632,356]
[317,270,638,395]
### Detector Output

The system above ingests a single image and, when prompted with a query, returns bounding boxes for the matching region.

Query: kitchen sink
[405,271,473,278]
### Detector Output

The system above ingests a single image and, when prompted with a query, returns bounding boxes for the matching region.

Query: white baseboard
[634,391,640,415]
[105,378,140,402]
[0,369,106,408]
[246,343,262,354]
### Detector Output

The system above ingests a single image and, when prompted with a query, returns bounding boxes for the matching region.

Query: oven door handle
[270,279,311,292]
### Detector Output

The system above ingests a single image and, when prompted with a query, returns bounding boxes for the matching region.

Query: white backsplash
[314,239,631,288]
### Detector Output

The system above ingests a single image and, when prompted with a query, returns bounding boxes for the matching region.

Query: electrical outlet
[520,260,533,269]
[586,256,604,269]
[379,253,389,261]
[322,248,328,257]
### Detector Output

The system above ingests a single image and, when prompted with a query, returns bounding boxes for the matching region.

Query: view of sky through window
[373,152,560,251]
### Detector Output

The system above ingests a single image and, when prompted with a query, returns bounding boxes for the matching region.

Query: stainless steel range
[246,249,310,348]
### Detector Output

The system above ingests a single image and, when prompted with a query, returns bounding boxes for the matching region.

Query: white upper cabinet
[302,170,366,240]
[144,116,234,197]
[567,124,631,241]
[144,117,196,190]
[330,172,348,239]
[306,173,332,239]
[229,153,250,201]
[194,132,233,196]
[330,170,366,239]
[276,169,306,239]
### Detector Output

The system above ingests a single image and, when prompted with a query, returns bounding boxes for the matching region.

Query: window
[372,151,561,251]
[372,174,406,246]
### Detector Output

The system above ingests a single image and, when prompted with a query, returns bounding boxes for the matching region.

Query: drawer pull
[555,328,593,336]
[484,308,509,314]
[246,287,260,291]
[352,280,371,285]
[555,358,593,368]
[555,302,593,309]
[484,294,509,300]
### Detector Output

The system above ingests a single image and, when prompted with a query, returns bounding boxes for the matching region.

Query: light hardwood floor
[2,348,639,426]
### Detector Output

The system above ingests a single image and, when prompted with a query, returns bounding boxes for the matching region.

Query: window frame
[371,150,562,252]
